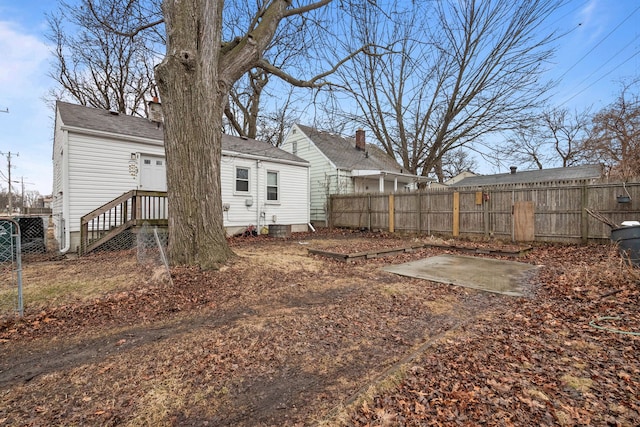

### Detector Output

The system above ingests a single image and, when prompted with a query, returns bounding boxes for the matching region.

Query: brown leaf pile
[347,244,640,426]
[0,232,638,426]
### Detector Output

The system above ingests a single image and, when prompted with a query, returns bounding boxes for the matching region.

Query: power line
[558,47,640,107]
[554,3,640,83]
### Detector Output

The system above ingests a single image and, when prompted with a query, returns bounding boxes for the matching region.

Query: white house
[281,124,432,224]
[52,101,310,253]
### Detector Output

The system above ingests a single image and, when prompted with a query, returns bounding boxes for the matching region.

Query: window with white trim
[267,171,279,201]
[235,167,250,192]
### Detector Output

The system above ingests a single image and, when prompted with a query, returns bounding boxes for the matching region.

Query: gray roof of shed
[56,101,307,163]
[450,164,603,187]
[296,124,404,172]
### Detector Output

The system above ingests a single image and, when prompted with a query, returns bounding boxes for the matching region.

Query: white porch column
[394,177,398,192]
[379,175,385,192]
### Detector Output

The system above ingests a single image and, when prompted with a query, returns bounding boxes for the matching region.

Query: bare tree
[46,0,161,115]
[543,108,591,167]
[22,190,42,209]
[332,0,560,181]
[221,6,313,144]
[497,107,591,170]
[582,80,640,181]
[88,0,367,268]
[223,71,303,146]
[440,149,478,181]
[501,123,549,170]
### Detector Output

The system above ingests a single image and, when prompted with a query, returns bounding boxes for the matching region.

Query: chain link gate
[0,218,23,317]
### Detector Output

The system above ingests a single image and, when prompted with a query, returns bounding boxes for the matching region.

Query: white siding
[53,114,310,250]
[51,110,66,246]
[282,125,345,223]
[66,132,164,233]
[220,155,309,234]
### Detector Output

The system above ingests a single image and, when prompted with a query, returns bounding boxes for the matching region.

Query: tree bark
[156,0,233,268]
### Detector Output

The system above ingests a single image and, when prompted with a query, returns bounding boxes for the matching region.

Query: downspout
[307,164,313,231]
[256,160,261,231]
[60,129,71,253]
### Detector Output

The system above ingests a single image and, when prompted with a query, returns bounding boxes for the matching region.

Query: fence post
[417,191,422,235]
[453,192,460,237]
[483,190,490,237]
[388,194,395,233]
[368,195,372,231]
[15,229,23,317]
[328,196,333,230]
[581,184,588,243]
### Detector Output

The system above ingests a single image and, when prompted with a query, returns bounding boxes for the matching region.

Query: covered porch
[351,170,434,193]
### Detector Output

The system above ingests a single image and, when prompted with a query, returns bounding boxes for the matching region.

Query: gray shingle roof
[296,124,403,172]
[450,164,603,187]
[57,101,165,143]
[222,133,306,163]
[56,101,307,164]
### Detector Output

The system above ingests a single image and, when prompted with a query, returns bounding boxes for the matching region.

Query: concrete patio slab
[383,254,538,297]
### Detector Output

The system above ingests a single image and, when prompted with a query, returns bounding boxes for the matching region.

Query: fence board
[328,181,640,243]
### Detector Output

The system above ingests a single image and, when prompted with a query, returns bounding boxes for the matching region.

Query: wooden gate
[513,201,535,241]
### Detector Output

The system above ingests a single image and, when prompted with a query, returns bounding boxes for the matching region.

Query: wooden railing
[80,190,168,254]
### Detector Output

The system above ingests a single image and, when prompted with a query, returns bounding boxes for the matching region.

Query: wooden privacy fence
[329,181,640,243]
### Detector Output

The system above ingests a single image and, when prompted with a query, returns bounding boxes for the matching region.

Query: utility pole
[1,151,18,215]
[17,177,34,212]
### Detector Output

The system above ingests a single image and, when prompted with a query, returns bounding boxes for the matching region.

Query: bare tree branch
[330,0,561,180]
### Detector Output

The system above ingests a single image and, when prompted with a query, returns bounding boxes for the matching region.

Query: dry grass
[2,237,638,426]
[2,253,147,312]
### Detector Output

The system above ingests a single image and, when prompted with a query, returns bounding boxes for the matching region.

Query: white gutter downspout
[307,165,313,232]
[60,129,71,253]
[256,160,261,230]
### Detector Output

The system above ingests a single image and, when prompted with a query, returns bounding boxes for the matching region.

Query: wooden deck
[80,190,168,255]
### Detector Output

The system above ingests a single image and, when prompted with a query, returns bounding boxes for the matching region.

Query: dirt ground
[0,230,639,426]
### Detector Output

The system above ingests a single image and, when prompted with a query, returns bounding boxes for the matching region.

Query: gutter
[60,125,164,148]
[222,150,309,168]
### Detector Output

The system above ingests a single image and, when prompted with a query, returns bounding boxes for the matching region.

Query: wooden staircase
[80,190,168,255]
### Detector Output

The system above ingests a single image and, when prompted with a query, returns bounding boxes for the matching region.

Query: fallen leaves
[1,233,638,426]
[348,242,640,426]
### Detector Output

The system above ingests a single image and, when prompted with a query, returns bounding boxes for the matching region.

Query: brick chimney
[148,96,163,123]
[355,129,365,151]
[510,166,517,174]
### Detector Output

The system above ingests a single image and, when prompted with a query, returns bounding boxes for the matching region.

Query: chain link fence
[136,222,172,284]
[1,216,174,318]
[0,218,23,317]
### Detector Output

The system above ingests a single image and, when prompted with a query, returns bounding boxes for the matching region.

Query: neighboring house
[444,170,478,186]
[281,124,432,224]
[449,164,603,187]
[52,101,310,253]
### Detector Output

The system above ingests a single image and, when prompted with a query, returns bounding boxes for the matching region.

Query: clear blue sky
[0,0,638,195]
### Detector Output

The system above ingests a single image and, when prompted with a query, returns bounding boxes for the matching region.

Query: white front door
[139,155,167,191]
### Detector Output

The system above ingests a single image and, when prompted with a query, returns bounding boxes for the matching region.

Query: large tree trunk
[155,0,234,268]
[153,0,331,268]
